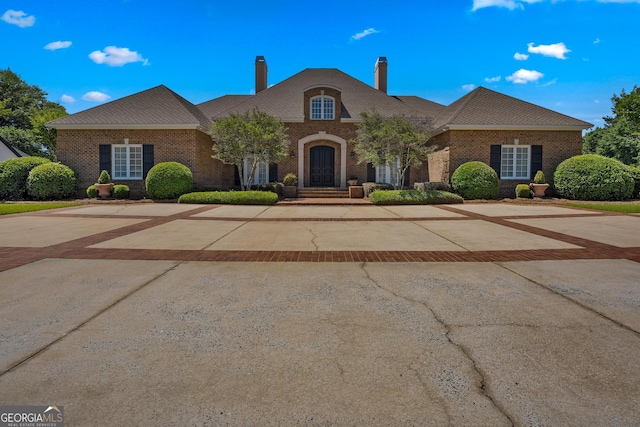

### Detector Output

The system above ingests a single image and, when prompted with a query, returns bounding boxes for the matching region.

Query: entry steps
[297,187,349,198]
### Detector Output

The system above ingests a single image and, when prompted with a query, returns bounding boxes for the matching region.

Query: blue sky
[2,0,639,128]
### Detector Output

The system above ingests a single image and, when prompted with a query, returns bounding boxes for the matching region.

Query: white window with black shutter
[490,144,542,180]
[99,143,154,180]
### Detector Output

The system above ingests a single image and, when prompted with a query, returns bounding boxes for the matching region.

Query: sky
[1,0,639,128]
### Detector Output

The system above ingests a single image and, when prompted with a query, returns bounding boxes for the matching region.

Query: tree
[353,111,434,189]
[583,86,640,166]
[0,69,67,158]
[210,108,290,190]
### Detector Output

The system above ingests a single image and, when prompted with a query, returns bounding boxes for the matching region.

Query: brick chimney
[374,57,387,93]
[255,56,267,93]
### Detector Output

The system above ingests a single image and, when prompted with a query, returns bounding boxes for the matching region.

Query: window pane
[515,147,528,178]
[114,146,127,179]
[324,98,334,120]
[129,146,143,178]
[501,147,514,178]
[311,98,322,120]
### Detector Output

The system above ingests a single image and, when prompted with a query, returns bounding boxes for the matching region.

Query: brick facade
[56,128,230,197]
[427,129,583,197]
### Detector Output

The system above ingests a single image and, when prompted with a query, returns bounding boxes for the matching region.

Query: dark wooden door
[310,146,335,187]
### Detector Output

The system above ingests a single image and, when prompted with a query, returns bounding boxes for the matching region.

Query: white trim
[297,132,347,188]
[310,95,335,120]
[303,84,342,92]
[443,124,590,131]
[500,144,531,180]
[49,124,203,130]
[112,144,143,180]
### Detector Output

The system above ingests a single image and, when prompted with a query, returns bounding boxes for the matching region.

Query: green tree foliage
[0,69,67,158]
[583,86,640,166]
[353,111,434,189]
[210,108,289,191]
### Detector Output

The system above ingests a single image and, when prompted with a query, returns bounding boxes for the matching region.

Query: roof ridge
[164,87,211,127]
[445,87,483,124]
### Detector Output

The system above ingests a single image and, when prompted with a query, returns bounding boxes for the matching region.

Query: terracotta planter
[348,180,358,186]
[530,183,549,198]
[94,183,114,198]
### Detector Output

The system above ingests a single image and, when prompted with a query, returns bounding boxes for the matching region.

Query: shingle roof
[197,95,252,119]
[433,86,592,130]
[0,135,26,160]
[48,85,211,129]
[210,68,423,121]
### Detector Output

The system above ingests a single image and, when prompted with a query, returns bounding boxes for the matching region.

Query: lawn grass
[0,202,84,215]
[566,202,640,214]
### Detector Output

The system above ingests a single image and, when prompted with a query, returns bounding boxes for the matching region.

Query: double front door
[310,146,335,187]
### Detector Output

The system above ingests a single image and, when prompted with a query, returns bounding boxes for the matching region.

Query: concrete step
[297,188,349,198]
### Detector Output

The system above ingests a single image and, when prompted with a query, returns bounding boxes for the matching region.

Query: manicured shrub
[414,182,451,192]
[97,170,111,184]
[86,185,99,198]
[0,156,51,200]
[178,190,278,205]
[626,165,640,199]
[112,184,130,199]
[451,161,499,200]
[253,182,283,196]
[362,182,394,197]
[533,170,546,184]
[26,163,77,200]
[145,162,193,199]
[369,189,463,205]
[554,154,634,201]
[515,184,532,198]
[282,173,297,186]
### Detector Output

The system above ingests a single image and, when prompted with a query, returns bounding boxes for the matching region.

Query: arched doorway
[309,146,335,187]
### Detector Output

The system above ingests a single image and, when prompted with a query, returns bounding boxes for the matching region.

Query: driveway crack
[359,262,515,426]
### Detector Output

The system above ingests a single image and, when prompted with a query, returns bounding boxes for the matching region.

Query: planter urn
[530,183,549,198]
[95,183,114,198]
[282,185,297,198]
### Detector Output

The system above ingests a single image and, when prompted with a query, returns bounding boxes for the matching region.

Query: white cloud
[44,41,72,51]
[527,42,571,59]
[593,38,601,44]
[1,9,35,27]
[485,76,501,83]
[506,69,544,84]
[514,52,529,61]
[472,0,542,11]
[89,46,148,66]
[351,28,379,41]
[60,94,75,103]
[82,91,110,102]
[541,78,557,87]
[462,84,476,92]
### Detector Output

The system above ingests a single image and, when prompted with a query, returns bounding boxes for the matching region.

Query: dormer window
[311,96,334,120]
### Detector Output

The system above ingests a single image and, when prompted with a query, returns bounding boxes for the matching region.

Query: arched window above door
[310,96,335,120]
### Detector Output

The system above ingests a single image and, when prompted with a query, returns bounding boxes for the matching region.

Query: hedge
[451,161,499,200]
[113,184,130,199]
[369,189,463,205]
[178,191,279,205]
[0,156,51,200]
[26,163,77,200]
[145,162,193,199]
[554,154,634,201]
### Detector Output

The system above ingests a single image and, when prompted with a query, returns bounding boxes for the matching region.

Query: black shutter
[366,163,376,182]
[233,165,241,186]
[403,166,411,187]
[490,145,501,178]
[269,163,278,182]
[531,145,543,179]
[99,145,111,176]
[142,145,154,178]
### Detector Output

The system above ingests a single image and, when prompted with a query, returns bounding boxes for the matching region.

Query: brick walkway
[1,203,639,272]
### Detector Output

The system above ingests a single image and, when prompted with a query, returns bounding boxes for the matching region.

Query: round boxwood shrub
[554,154,634,201]
[27,163,78,200]
[145,161,193,199]
[451,161,499,200]
[515,184,532,198]
[0,156,51,200]
[112,184,130,199]
[86,185,99,198]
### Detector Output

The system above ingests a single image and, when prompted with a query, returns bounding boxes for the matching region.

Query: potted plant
[347,175,359,186]
[530,170,549,197]
[94,170,114,198]
[282,172,297,198]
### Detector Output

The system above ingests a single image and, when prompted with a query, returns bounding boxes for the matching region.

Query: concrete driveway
[0,202,639,426]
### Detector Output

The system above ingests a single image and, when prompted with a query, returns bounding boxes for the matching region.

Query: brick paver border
[1,204,639,272]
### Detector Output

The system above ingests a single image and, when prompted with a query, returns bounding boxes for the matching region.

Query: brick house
[50,56,591,197]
